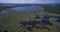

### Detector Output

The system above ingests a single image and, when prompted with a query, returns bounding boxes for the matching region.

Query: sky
[0,0,60,4]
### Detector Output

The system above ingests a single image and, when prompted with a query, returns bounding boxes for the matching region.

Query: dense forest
[43,4,60,14]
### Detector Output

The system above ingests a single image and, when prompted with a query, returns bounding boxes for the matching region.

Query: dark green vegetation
[42,4,60,14]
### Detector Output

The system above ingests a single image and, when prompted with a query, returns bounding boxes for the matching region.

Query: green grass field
[0,9,60,32]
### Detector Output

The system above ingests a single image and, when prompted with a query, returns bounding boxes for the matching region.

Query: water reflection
[11,6,42,12]
[11,6,32,12]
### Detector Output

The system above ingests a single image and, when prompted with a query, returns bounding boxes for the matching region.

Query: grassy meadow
[0,7,60,32]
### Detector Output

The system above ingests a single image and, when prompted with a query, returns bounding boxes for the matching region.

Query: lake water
[11,6,42,12]
[11,6,32,12]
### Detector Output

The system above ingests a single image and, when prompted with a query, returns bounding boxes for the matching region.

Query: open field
[0,9,60,32]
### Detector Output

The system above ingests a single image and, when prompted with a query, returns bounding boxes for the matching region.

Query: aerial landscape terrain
[0,3,60,32]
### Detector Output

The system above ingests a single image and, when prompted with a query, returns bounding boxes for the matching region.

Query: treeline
[43,5,60,14]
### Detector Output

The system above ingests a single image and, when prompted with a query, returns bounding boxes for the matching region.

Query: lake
[11,6,42,12]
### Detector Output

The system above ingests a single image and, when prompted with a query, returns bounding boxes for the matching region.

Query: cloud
[0,0,60,4]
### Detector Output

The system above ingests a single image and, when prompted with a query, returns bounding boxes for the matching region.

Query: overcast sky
[0,0,60,4]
